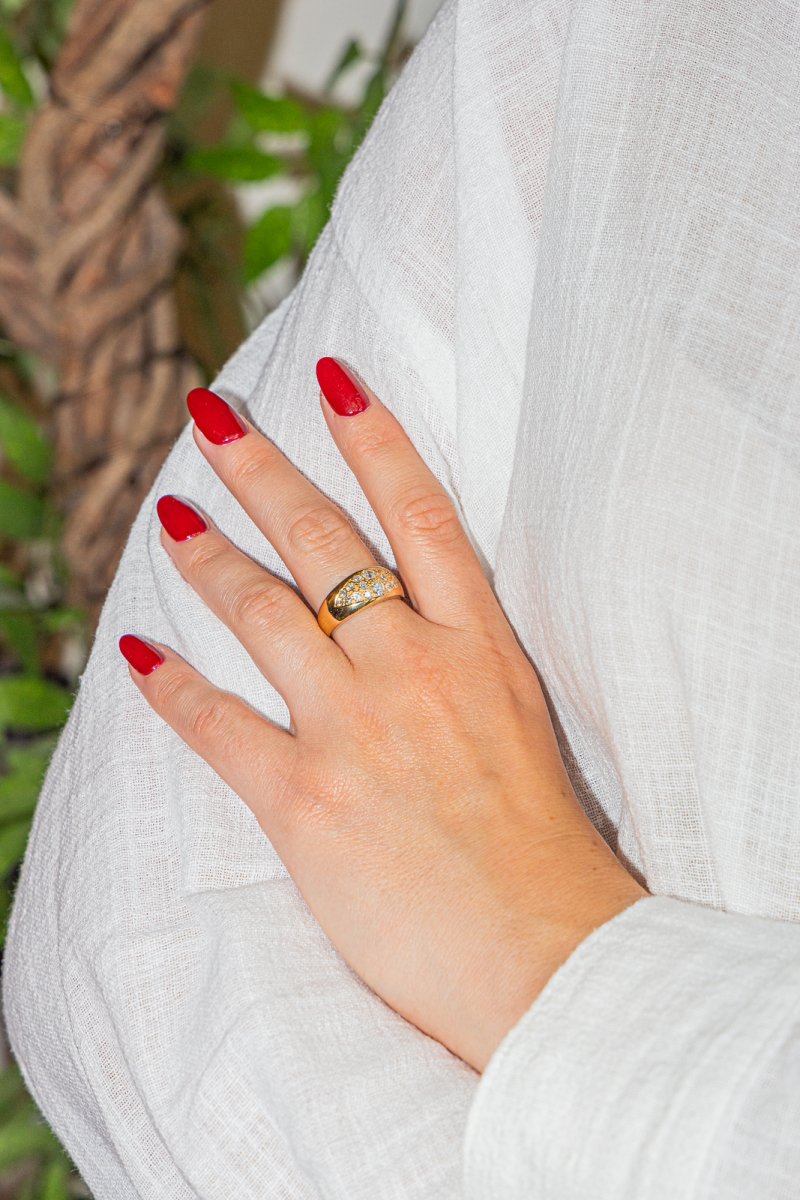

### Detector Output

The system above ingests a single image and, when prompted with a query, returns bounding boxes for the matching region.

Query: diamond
[330,568,400,613]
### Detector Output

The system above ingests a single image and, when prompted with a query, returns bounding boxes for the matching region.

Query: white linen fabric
[4,0,800,1195]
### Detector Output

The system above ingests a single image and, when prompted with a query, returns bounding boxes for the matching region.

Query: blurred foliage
[163,0,412,372]
[0,1062,77,1198]
[0,0,412,1193]
[0,0,89,1186]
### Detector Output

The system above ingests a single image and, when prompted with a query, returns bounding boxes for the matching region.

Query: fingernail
[119,634,164,675]
[157,494,208,542]
[187,387,248,444]
[316,357,370,416]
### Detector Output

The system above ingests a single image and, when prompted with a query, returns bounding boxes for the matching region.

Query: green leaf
[185,144,284,183]
[0,676,71,732]
[351,68,387,150]
[41,1157,72,1200]
[0,395,52,485]
[324,38,364,93]
[40,606,85,634]
[0,1066,29,1128]
[0,1115,61,1172]
[0,1065,24,1116]
[0,611,38,673]
[25,0,75,71]
[0,112,26,166]
[0,27,34,109]
[170,62,225,136]
[0,820,30,876]
[0,564,23,594]
[381,0,410,63]
[0,480,44,538]
[309,105,347,152]
[0,743,51,823]
[307,107,351,209]
[230,80,310,134]
[290,187,329,258]
[0,884,10,948]
[244,205,293,282]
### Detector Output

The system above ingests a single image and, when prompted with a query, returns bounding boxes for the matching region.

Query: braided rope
[0,0,210,621]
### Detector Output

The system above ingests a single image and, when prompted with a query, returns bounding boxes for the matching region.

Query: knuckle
[392,489,463,547]
[151,669,235,747]
[227,447,268,493]
[186,696,231,744]
[150,665,187,711]
[348,424,402,461]
[229,578,287,632]
[184,536,228,579]
[285,502,354,558]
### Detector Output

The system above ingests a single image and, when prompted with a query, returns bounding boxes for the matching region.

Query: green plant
[166,0,412,301]
[0,1061,77,1198]
[0,370,83,930]
[0,348,88,1197]
[1,2,91,1193]
[0,0,85,942]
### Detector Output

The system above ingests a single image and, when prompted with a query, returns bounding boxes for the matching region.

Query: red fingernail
[119,634,164,675]
[316,357,370,416]
[187,387,248,444]
[157,494,208,542]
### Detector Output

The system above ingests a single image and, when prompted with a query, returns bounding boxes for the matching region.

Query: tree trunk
[0,0,210,628]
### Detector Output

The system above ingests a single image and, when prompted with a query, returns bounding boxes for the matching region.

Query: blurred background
[0,0,439,1193]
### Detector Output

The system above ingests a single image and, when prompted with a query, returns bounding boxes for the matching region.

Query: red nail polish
[157,494,208,542]
[316,357,370,416]
[119,634,164,675]
[187,387,248,444]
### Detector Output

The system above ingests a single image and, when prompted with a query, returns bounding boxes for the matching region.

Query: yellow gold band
[317,566,405,637]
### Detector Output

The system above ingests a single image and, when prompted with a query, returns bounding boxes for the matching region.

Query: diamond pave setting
[328,567,400,622]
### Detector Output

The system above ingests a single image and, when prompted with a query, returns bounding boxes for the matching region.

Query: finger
[185,387,415,649]
[118,634,299,852]
[316,357,497,630]
[156,494,350,708]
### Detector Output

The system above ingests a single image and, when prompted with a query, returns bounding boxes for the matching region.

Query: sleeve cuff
[462,894,800,1199]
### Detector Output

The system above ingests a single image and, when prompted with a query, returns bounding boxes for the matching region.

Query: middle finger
[186,387,412,648]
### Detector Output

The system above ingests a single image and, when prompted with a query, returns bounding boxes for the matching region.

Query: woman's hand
[119,358,646,1073]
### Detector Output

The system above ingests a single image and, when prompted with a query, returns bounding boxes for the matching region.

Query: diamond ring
[317,566,406,637]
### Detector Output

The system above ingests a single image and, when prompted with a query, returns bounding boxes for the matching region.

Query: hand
[119,358,647,1073]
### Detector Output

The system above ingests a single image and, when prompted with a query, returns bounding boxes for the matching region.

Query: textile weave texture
[4,0,800,1196]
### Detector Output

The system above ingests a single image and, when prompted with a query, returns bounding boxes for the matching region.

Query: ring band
[317,565,405,637]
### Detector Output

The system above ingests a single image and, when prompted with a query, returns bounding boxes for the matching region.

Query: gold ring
[317,566,405,637]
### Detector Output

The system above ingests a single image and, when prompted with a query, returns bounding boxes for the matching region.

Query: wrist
[465,844,647,1073]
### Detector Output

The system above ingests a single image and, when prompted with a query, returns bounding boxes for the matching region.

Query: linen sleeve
[463,894,800,1199]
[2,3,490,1197]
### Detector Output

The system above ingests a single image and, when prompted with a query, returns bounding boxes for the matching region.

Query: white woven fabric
[5,0,800,1196]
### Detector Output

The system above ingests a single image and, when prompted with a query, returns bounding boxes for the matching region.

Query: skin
[125,364,647,1074]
